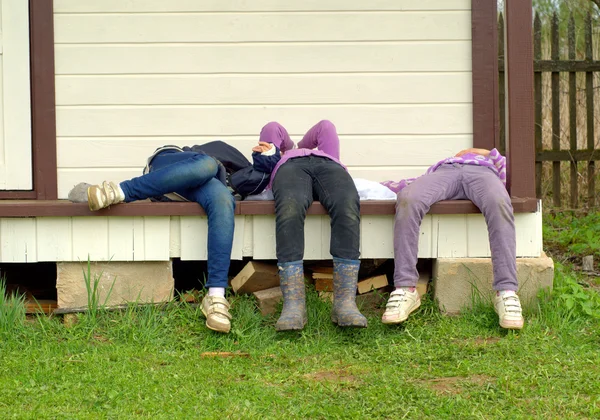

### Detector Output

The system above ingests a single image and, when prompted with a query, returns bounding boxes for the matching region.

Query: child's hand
[252,141,273,153]
[455,148,490,157]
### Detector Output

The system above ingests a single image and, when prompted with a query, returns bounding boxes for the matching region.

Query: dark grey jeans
[272,156,360,263]
[393,164,518,291]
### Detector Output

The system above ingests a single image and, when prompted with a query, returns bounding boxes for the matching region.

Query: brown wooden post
[534,13,542,199]
[472,0,498,151]
[30,0,58,200]
[568,15,578,208]
[498,13,506,155]
[504,0,535,199]
[550,13,561,206]
[585,13,596,207]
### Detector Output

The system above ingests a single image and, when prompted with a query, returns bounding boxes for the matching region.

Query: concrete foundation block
[56,261,174,309]
[433,253,554,314]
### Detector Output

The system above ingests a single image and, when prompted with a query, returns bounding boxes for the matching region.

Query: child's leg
[121,152,219,202]
[383,166,464,325]
[259,122,294,152]
[393,166,464,288]
[180,178,235,333]
[297,120,340,159]
[272,159,314,263]
[461,165,517,291]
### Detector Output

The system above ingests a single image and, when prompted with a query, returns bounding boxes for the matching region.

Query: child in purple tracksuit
[381,148,524,330]
[255,120,367,331]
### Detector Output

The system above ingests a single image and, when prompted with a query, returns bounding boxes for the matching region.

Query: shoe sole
[381,299,421,325]
[499,319,524,330]
[201,306,231,334]
[87,187,102,211]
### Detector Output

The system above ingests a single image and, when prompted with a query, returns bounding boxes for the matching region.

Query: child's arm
[488,148,507,186]
[251,142,281,173]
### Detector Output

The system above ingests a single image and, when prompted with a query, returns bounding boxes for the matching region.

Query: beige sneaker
[87,181,125,211]
[382,288,421,324]
[494,291,524,330]
[201,295,232,333]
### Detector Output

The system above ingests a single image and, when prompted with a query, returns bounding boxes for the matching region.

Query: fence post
[534,13,542,199]
[568,14,578,208]
[585,13,596,208]
[551,13,561,207]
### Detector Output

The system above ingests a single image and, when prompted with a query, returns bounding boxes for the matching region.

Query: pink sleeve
[489,148,507,187]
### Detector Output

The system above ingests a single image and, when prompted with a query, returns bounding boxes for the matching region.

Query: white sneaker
[87,181,125,211]
[494,291,524,330]
[201,295,232,333]
[382,288,421,324]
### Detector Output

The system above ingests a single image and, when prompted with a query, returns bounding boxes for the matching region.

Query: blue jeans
[120,151,235,288]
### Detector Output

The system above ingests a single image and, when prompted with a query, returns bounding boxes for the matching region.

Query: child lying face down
[381,148,524,330]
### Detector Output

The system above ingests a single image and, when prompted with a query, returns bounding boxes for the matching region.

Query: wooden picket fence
[499,12,600,208]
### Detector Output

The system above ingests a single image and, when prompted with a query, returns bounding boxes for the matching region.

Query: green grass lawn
[1,213,600,419]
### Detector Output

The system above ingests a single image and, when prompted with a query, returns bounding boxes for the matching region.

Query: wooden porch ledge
[0,198,538,217]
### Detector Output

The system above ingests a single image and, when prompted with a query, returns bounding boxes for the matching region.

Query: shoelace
[502,295,522,314]
[386,290,409,308]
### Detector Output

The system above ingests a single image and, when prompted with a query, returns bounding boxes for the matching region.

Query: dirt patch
[304,369,357,383]
[471,337,501,346]
[418,374,493,395]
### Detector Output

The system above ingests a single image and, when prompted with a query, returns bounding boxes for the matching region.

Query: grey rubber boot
[275,260,307,331]
[331,257,368,328]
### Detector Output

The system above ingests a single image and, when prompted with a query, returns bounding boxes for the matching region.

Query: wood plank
[585,14,596,207]
[54,12,471,43]
[534,14,542,199]
[179,216,208,260]
[231,215,245,260]
[551,13,561,207]
[54,42,473,75]
[30,0,58,200]
[1,0,33,189]
[54,0,472,13]
[55,73,473,106]
[0,219,37,262]
[71,217,109,261]
[55,105,473,137]
[0,198,540,218]
[504,0,535,199]
[142,217,171,261]
[359,215,393,259]
[107,217,135,261]
[251,215,276,260]
[536,150,600,161]
[436,214,468,258]
[568,16,578,208]
[515,211,543,258]
[466,214,491,257]
[36,217,73,261]
[57,136,473,168]
[471,0,497,151]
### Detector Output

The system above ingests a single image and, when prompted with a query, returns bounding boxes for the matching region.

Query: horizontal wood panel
[54,0,472,13]
[55,73,473,105]
[55,105,473,137]
[54,12,471,44]
[57,167,433,198]
[57,136,473,167]
[55,42,472,74]
[0,198,539,218]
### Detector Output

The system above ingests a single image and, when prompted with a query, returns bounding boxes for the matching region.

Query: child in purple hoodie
[256,120,367,331]
[381,148,524,330]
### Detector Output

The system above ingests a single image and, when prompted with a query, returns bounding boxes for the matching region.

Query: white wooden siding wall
[0,212,543,262]
[53,0,473,198]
